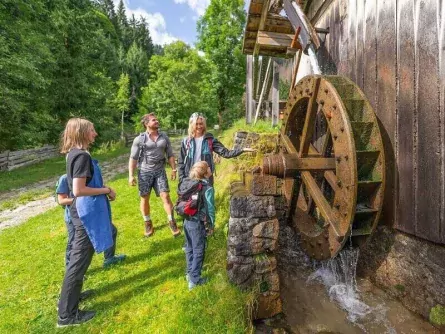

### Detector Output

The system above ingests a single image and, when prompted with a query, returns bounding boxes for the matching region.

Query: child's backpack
[175,179,204,219]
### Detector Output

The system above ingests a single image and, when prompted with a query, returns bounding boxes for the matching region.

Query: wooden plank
[363,0,377,110]
[290,157,336,170]
[283,0,320,50]
[395,0,416,235]
[415,0,442,242]
[257,31,295,48]
[355,0,364,89]
[254,0,271,55]
[440,0,445,243]
[246,55,254,124]
[376,0,396,226]
[301,171,341,237]
[299,78,321,156]
[347,0,356,82]
[271,59,279,126]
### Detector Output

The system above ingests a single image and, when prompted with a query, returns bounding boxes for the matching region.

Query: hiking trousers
[58,216,94,319]
[65,221,118,267]
[184,219,206,284]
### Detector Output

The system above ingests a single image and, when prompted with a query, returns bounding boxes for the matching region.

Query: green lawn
[0,171,250,333]
[0,120,278,333]
[0,145,128,194]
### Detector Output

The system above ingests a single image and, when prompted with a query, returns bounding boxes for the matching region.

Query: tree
[126,42,149,117]
[138,41,217,130]
[115,73,131,139]
[197,0,246,128]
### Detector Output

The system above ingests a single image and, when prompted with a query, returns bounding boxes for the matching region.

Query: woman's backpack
[175,180,203,219]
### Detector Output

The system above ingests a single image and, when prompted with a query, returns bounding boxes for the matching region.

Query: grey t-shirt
[130,132,174,172]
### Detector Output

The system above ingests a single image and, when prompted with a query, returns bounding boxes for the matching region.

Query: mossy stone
[429,304,445,326]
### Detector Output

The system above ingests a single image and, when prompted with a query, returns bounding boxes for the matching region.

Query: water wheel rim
[279,75,385,260]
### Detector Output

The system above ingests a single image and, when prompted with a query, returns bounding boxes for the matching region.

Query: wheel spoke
[301,171,341,237]
[299,78,321,157]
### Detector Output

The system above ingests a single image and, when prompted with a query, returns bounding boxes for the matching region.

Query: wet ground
[263,224,440,334]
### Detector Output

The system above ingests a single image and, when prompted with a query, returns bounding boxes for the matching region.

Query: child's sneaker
[188,277,208,291]
[103,254,126,268]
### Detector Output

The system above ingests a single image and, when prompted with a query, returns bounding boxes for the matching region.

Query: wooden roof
[243,0,300,58]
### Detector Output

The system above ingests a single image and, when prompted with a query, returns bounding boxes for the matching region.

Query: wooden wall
[304,0,445,244]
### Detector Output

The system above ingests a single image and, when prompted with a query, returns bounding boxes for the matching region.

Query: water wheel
[263,75,385,260]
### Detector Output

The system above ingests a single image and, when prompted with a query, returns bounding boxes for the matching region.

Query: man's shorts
[138,169,170,197]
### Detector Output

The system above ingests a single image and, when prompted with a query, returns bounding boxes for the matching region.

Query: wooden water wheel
[263,75,385,260]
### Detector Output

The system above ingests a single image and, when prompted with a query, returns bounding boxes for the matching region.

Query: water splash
[307,248,396,333]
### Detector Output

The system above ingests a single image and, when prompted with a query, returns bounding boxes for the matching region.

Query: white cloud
[173,0,210,16]
[112,1,178,45]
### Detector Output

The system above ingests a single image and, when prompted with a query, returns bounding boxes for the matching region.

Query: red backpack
[175,180,204,219]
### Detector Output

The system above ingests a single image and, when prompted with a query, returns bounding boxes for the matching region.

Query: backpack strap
[137,132,147,167]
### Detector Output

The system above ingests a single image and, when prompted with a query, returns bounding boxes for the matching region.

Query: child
[179,161,215,290]
[56,174,125,269]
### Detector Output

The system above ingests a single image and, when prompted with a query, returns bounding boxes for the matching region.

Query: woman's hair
[60,118,94,153]
[189,161,209,180]
[187,113,207,138]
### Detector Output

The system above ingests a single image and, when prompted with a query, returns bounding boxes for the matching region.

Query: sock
[167,214,173,222]
[143,215,151,222]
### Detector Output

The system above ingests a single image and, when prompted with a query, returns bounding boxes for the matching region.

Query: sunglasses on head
[190,112,206,120]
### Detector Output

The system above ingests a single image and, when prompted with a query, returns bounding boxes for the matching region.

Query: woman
[57,118,117,327]
[178,113,254,187]
[180,161,215,290]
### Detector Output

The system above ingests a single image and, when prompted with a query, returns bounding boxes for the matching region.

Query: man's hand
[129,176,136,186]
[171,170,177,181]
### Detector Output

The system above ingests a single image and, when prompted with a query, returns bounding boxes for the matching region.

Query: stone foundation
[357,226,445,321]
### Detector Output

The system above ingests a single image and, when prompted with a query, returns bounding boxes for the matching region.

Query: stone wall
[227,173,283,319]
[357,226,445,322]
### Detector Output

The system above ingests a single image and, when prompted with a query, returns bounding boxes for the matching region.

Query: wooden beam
[282,0,320,50]
[254,0,271,55]
[271,59,279,126]
[257,31,295,48]
[254,58,273,124]
[299,78,321,156]
[301,171,341,237]
[246,55,254,124]
[290,157,336,170]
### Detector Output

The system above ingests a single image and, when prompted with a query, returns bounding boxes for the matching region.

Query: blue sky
[114,0,248,46]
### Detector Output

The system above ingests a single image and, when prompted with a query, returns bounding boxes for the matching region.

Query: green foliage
[197,0,246,128]
[0,0,153,151]
[279,79,291,100]
[138,41,218,129]
[429,305,445,326]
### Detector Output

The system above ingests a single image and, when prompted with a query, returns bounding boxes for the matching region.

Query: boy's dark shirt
[66,148,94,219]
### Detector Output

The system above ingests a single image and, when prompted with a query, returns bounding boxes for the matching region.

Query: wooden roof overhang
[243,0,320,58]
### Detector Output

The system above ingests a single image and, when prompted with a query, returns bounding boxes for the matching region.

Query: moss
[394,284,405,293]
[429,304,445,326]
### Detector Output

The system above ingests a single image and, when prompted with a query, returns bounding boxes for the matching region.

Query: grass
[0,143,128,194]
[0,120,277,333]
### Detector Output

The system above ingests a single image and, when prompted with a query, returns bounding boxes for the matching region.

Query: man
[129,113,180,237]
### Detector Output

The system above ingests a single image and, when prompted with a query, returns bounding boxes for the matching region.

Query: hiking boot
[79,289,95,301]
[144,220,154,237]
[103,254,126,268]
[169,220,181,237]
[57,310,96,327]
[188,277,208,291]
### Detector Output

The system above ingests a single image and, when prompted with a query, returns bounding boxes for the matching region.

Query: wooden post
[254,58,273,125]
[271,59,279,126]
[246,55,253,124]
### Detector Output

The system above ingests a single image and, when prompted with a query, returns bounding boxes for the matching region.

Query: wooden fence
[0,145,60,171]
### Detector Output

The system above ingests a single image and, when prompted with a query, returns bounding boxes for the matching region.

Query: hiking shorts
[138,169,170,197]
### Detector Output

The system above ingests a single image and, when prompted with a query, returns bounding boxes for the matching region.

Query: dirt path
[0,138,183,232]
